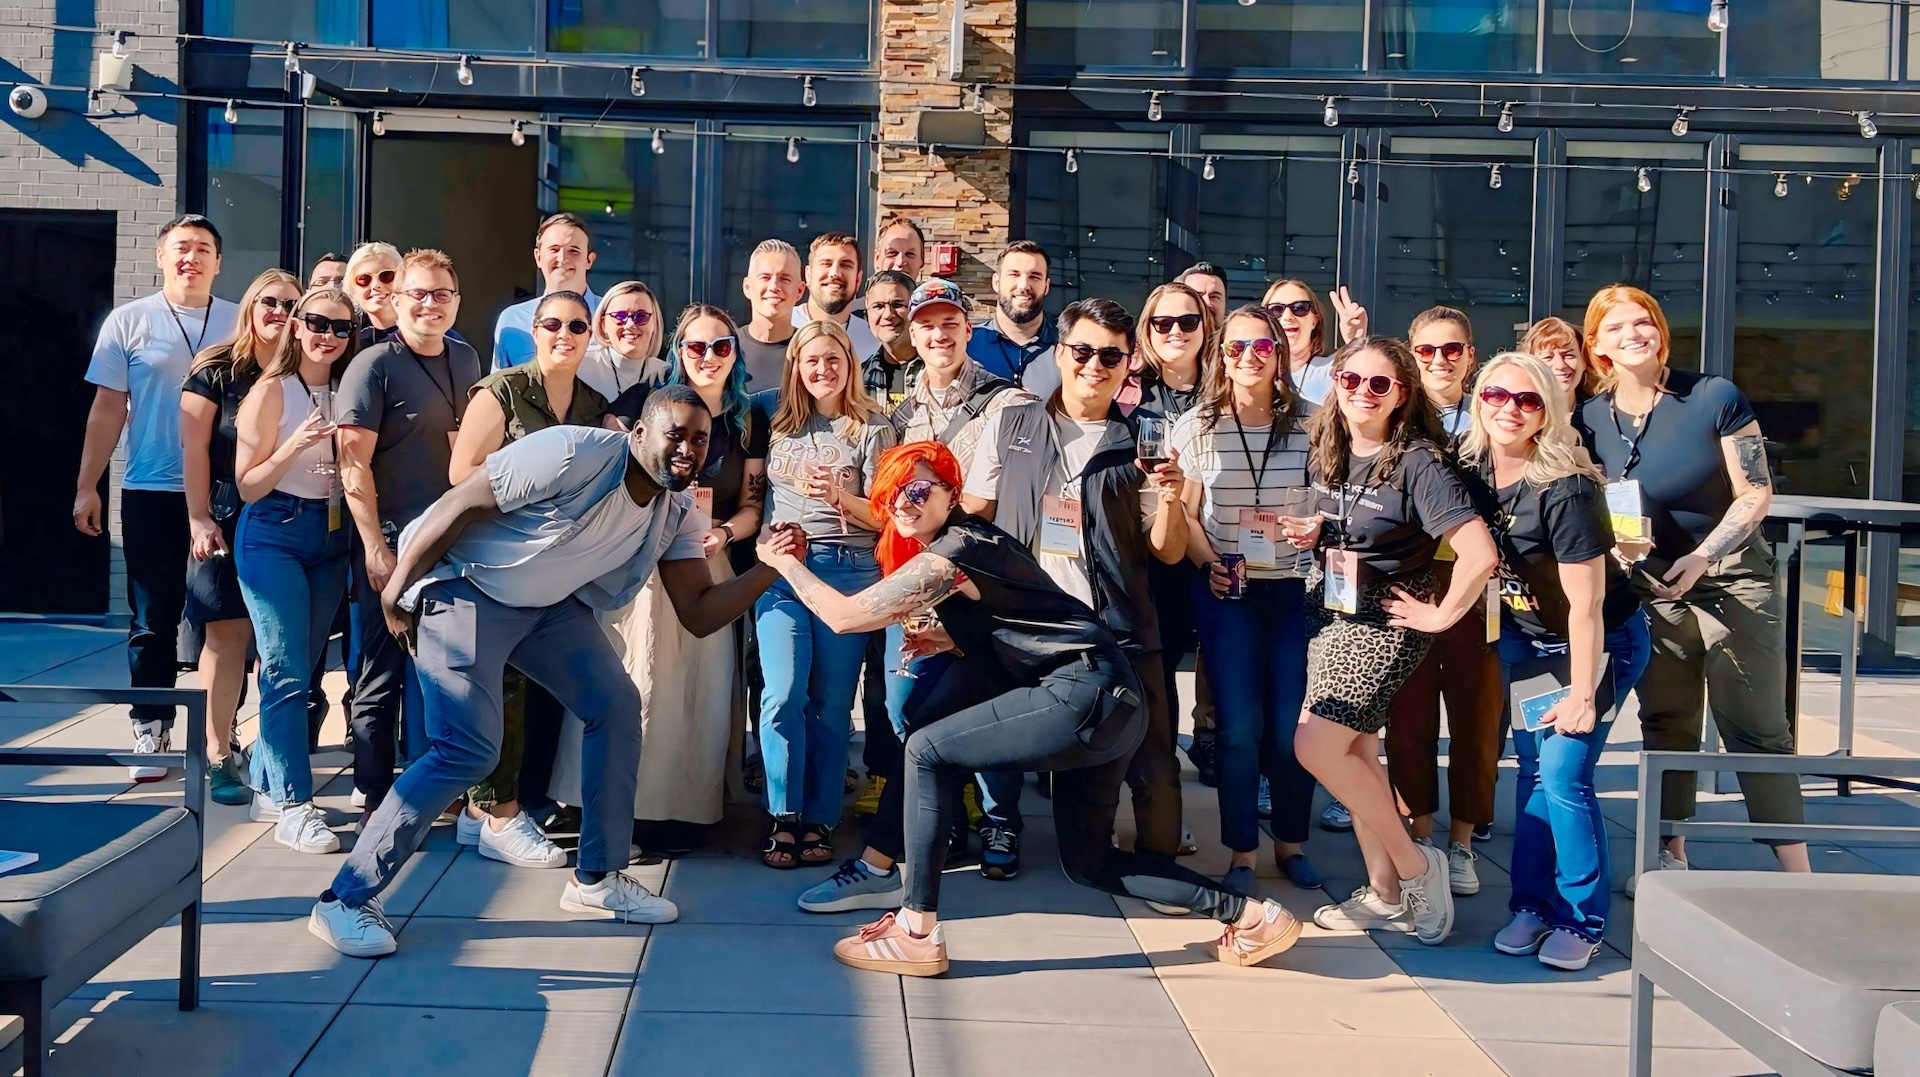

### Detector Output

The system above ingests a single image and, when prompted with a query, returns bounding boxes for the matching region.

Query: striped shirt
[1170,407,1314,580]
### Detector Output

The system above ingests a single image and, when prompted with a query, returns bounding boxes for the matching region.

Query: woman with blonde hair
[581,280,667,401]
[1521,317,1592,409]
[1137,281,1215,420]
[755,320,897,867]
[343,242,403,340]
[1461,353,1650,971]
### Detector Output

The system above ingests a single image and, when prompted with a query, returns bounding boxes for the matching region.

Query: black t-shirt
[1577,369,1757,562]
[737,328,795,393]
[1486,469,1642,639]
[180,354,258,489]
[335,337,485,534]
[1314,444,1480,579]
[928,516,1118,683]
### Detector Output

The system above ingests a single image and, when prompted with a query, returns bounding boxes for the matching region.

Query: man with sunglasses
[76,214,239,778]
[493,213,600,373]
[968,241,1057,389]
[739,238,804,391]
[336,248,485,815]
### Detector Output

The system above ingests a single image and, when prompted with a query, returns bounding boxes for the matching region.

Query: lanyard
[1606,394,1659,479]
[407,344,463,429]
[1331,455,1378,549]
[1228,397,1280,509]
[167,300,213,358]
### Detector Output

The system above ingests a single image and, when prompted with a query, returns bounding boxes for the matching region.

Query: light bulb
[1775,172,1789,198]
[1238,0,1256,5]
[1147,91,1163,123]
[1322,98,1339,127]
[372,110,386,136]
[1858,111,1878,139]
[1488,163,1503,190]
[1707,0,1729,33]
[1637,167,1651,193]
[223,99,238,125]
[1496,102,1513,133]
[604,203,615,216]
[510,120,525,147]
[629,67,646,97]
[1202,155,1216,181]
[1912,177,1919,201]
[786,137,801,164]
[650,128,666,155]
[1346,160,1359,185]
[111,32,128,59]
[457,55,474,87]
[971,84,985,114]
[803,76,817,108]
[1671,110,1689,137]
[1064,148,1079,174]
[283,43,300,75]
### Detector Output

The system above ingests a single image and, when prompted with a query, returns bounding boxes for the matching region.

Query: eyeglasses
[894,479,951,508]
[681,336,736,360]
[1062,343,1129,370]
[311,275,345,288]
[352,269,396,289]
[1479,386,1547,414]
[1147,313,1204,334]
[255,296,297,314]
[1412,341,1468,364]
[1266,300,1315,319]
[869,300,910,314]
[402,288,459,305]
[1335,371,1401,397]
[1222,337,1278,363]
[534,318,591,336]
[299,313,355,339]
[606,309,654,327]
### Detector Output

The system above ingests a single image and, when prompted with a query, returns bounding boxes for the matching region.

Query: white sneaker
[129,721,168,782]
[1403,841,1456,946]
[1448,841,1481,896]
[1146,901,1192,916]
[1312,885,1414,933]
[1625,849,1688,899]
[309,897,397,958]
[477,812,569,869]
[248,793,282,823]
[350,787,367,810]
[560,872,679,923]
[273,801,340,854]
[456,808,483,846]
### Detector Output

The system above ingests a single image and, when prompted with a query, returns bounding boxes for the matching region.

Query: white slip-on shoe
[1404,841,1456,946]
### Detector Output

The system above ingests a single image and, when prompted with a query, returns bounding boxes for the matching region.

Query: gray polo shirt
[336,336,485,534]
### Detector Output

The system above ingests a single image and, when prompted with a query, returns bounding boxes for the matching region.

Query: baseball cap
[908,277,970,320]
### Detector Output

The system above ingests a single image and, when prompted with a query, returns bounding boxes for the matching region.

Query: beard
[998,294,1040,325]
[813,290,853,318]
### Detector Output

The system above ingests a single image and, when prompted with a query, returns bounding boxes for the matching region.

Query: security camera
[9,85,48,120]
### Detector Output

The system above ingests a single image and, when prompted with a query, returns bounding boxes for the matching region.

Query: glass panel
[1732,145,1876,498]
[1194,0,1364,71]
[1195,135,1344,307]
[718,0,868,60]
[203,107,285,303]
[549,0,704,55]
[1375,0,1537,74]
[1379,138,1533,351]
[1545,0,1718,77]
[1903,180,1920,658]
[202,0,363,45]
[1025,133,1170,311]
[557,127,697,323]
[1561,141,1707,371]
[302,106,359,278]
[1022,0,1182,68]
[1731,0,1890,80]
[373,0,536,51]
[719,126,864,323]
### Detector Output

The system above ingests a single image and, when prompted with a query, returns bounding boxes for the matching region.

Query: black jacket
[1047,405,1166,654]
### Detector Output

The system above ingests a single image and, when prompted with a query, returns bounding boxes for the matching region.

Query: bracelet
[719,521,735,542]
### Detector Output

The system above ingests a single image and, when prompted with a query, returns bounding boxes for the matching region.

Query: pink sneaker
[833,912,949,977]
[1216,899,1303,967]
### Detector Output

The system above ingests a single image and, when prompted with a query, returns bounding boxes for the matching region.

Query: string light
[1636,167,1651,192]
[1346,160,1359,185]
[1913,176,1920,201]
[970,83,985,114]
[110,31,128,59]
[1322,97,1339,127]
[926,142,938,166]
[1496,102,1514,133]
[456,54,474,86]
[785,136,800,163]
[1671,109,1690,137]
[629,66,646,96]
[1775,172,1789,197]
[372,110,386,136]
[1147,90,1164,123]
[282,42,300,75]
[803,76,816,108]
[1708,0,1730,33]
[509,119,525,147]
[1488,163,1503,189]
[650,128,666,154]
[1857,111,1878,139]
[1202,155,1216,181]
[222,98,238,125]
[1064,148,1079,174]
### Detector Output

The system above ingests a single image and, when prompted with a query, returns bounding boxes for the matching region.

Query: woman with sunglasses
[1460,353,1651,971]
[1291,336,1497,945]
[581,280,668,403]
[1386,305,1503,897]
[344,242,402,343]
[1576,285,1806,888]
[231,288,360,853]
[440,291,607,869]
[1521,317,1592,411]
[755,320,897,868]
[181,268,303,806]
[758,440,1304,976]
[1261,280,1368,406]
[1169,304,1321,894]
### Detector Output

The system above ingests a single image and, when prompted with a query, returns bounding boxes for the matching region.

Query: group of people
[74,207,1808,976]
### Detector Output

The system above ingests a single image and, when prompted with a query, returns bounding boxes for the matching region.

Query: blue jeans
[1497,612,1653,942]
[754,544,881,825]
[1193,576,1313,849]
[236,491,349,806]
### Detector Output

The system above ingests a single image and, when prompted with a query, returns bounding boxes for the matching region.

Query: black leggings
[901,649,1248,924]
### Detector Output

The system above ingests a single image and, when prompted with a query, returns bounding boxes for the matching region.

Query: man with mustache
[793,231,879,361]
[968,241,1056,391]
[310,385,805,956]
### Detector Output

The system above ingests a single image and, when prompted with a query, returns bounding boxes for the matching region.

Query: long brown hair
[1197,303,1301,437]
[770,319,881,437]
[261,288,359,381]
[1306,335,1447,486]
[1261,278,1328,359]
[192,268,301,379]
[1138,281,1217,386]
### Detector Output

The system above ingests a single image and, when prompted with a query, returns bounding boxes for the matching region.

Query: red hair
[868,441,964,574]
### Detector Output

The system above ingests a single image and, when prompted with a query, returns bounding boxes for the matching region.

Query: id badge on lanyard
[1323,547,1360,614]
[692,484,715,523]
[1039,494,1084,557]
[1238,508,1279,568]
[1483,578,1502,643]
[1605,479,1647,541]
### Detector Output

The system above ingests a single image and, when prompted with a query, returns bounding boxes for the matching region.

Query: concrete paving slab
[0,997,337,1077]
[1193,1029,1504,1076]
[910,1017,1211,1076]
[293,1005,623,1077]
[1153,941,1469,1039]
[903,927,1185,1029]
[630,923,904,1017]
[72,912,381,1005]
[349,915,648,1012]
[202,839,456,918]
[1476,1038,1773,1077]
[412,846,663,920]
[659,851,879,928]
[1397,953,1743,1049]
[612,1013,912,1076]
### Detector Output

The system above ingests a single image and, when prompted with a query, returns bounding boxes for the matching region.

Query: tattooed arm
[762,542,964,635]
[1654,421,1772,600]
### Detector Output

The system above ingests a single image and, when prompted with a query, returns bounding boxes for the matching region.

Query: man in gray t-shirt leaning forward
[309,385,805,958]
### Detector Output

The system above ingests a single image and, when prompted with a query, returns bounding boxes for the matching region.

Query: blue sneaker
[798,858,904,914]
[980,826,1021,881]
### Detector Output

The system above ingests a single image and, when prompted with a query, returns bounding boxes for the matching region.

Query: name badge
[1605,480,1645,539]
[692,484,715,523]
[1515,685,1566,732]
[1484,578,1502,644]
[1238,508,1279,568]
[327,486,343,533]
[1435,536,1457,562]
[1039,494,1084,557]
[1323,547,1360,615]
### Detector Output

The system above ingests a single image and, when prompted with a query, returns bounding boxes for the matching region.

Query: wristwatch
[719,521,736,543]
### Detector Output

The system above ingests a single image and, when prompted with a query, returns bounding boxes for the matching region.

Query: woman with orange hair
[759,441,1302,977]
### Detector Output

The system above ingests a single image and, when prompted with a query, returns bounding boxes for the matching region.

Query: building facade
[4,0,1919,662]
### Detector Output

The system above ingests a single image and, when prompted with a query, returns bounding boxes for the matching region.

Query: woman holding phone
[1462,353,1651,971]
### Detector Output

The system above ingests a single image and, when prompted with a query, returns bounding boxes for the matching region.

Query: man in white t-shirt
[74,214,240,779]
[792,231,879,360]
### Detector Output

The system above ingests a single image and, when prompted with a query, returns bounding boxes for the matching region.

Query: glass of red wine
[1136,416,1170,468]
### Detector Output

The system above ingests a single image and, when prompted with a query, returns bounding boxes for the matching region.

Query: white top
[1292,354,1335,407]
[576,342,667,402]
[86,292,240,491]
[1168,407,1313,580]
[269,377,339,500]
[791,305,880,362]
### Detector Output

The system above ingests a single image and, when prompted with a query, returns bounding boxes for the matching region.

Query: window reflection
[304,107,359,274]
[1194,136,1343,307]
[719,126,863,319]
[372,0,535,51]
[202,0,362,45]
[1194,0,1364,70]
[559,128,696,320]
[203,107,284,303]
[1376,0,1536,74]
[1023,0,1182,68]
[718,0,868,60]
[1546,0,1718,77]
[1025,133,1170,311]
[1379,138,1533,351]
[549,0,703,55]
[1731,0,1890,80]
[1561,141,1706,370]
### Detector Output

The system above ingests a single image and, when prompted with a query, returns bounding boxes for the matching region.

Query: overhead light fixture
[1857,111,1878,139]
[283,42,301,75]
[510,119,525,147]
[223,99,238,125]
[456,54,474,86]
[1346,160,1359,186]
[111,31,129,59]
[1322,97,1339,127]
[1775,172,1789,198]
[1707,0,1729,33]
[803,76,817,108]
[1147,90,1164,123]
[970,83,985,114]
[372,110,386,137]
[1202,155,1217,181]
[1636,167,1651,193]
[1671,109,1690,137]
[1064,148,1079,174]
[629,66,646,97]
[1488,163,1503,190]
[650,128,666,155]
[786,136,801,164]
[1496,102,1513,133]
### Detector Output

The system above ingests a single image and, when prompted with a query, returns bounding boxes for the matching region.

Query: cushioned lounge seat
[1878,1002,1920,1077]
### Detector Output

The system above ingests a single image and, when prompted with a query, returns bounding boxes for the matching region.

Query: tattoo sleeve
[851,555,959,621]
[1695,434,1772,562]
[1732,435,1771,491]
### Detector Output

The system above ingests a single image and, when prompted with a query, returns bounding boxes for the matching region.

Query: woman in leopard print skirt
[1283,336,1498,947]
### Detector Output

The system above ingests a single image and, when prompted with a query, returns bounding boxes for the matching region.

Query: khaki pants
[1634,544,1804,838]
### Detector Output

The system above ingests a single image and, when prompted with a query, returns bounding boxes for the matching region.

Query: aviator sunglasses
[1478,386,1547,414]
[1335,370,1401,397]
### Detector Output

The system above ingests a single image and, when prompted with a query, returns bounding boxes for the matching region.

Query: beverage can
[1219,553,1246,599]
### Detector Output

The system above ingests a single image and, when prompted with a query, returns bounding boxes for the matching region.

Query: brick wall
[2,1,184,621]
[876,0,1014,304]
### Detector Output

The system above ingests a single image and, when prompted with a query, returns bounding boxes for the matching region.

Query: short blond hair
[344,241,400,281]
[401,247,459,288]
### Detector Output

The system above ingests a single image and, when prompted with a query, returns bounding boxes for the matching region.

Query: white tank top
[272,376,337,500]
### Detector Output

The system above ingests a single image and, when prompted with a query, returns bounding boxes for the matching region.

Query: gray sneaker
[1402,841,1456,946]
[1538,927,1601,971]
[1493,909,1553,955]
[798,857,904,914]
[1312,885,1414,934]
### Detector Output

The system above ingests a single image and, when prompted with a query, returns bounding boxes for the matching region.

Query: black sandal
[763,816,801,870]
[798,822,836,866]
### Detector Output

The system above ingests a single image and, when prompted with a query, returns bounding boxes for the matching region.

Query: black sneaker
[980,826,1021,881]
[945,820,976,865]
[1472,822,1494,844]
[1187,739,1218,788]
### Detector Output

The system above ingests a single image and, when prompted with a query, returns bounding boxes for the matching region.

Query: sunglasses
[1222,337,1278,363]
[894,479,951,508]
[606,309,654,327]
[312,274,346,288]
[352,269,396,289]
[681,336,736,361]
[1479,386,1547,414]
[256,296,298,314]
[1413,341,1468,364]
[299,313,355,339]
[1336,371,1401,397]
[1266,300,1316,319]
[1062,343,1130,370]
[1147,313,1204,335]
[535,317,591,336]
[403,288,459,305]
